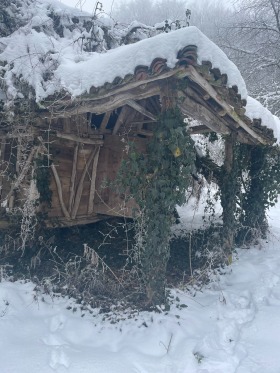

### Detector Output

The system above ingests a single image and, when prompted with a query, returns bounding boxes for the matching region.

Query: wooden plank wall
[94,135,148,217]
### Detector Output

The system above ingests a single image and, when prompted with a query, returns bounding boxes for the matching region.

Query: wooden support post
[37,137,71,220]
[88,146,100,215]
[68,143,79,215]
[71,147,99,219]
[51,164,71,219]
[220,132,237,262]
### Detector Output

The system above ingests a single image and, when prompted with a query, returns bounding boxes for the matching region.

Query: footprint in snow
[50,314,66,333]
[42,333,66,347]
[49,346,70,370]
[253,273,280,304]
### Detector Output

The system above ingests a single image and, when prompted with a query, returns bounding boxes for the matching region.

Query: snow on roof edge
[245,96,280,145]
[54,26,248,100]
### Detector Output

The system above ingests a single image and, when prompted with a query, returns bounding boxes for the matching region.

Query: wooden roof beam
[126,99,157,121]
[179,94,256,144]
[43,83,161,119]
[112,106,128,135]
[185,65,269,144]
[188,124,214,134]
[178,91,230,135]
[100,111,112,131]
[56,132,104,145]
[137,129,154,137]
[130,120,158,125]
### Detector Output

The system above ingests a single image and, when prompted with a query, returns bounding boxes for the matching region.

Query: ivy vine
[196,139,280,246]
[236,143,280,241]
[116,107,195,305]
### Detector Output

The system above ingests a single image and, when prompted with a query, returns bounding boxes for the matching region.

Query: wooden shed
[0,40,276,228]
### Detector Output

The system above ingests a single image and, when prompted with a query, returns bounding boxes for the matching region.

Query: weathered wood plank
[181,87,234,132]
[112,106,128,135]
[88,146,100,215]
[51,163,71,219]
[56,132,104,145]
[188,125,213,134]
[46,214,109,228]
[71,147,99,219]
[178,93,231,135]
[100,111,112,131]
[137,129,154,137]
[131,120,157,125]
[45,67,188,109]
[41,83,161,118]
[185,65,269,144]
[68,143,79,215]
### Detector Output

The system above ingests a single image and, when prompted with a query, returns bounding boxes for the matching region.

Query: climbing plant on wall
[117,107,195,306]
[196,137,280,247]
[236,144,280,242]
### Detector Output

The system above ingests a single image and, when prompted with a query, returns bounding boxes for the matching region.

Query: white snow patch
[246,96,280,145]
[1,199,280,372]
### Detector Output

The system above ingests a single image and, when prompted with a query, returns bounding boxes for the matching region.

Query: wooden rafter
[137,129,154,137]
[100,111,112,131]
[178,93,231,135]
[188,124,213,134]
[126,99,157,121]
[185,65,268,144]
[130,120,158,125]
[56,132,103,145]
[112,106,129,135]
[179,95,256,144]
[45,67,188,109]
[42,82,161,118]
[183,86,237,131]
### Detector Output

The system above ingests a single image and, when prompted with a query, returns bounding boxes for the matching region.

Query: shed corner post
[220,132,238,263]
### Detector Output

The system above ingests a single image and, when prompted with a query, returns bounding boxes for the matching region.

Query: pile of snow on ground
[0,200,280,372]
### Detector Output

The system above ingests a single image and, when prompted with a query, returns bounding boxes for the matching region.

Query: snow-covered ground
[0,200,280,373]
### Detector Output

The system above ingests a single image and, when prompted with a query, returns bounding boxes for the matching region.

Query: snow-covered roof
[0,14,247,101]
[54,26,247,99]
